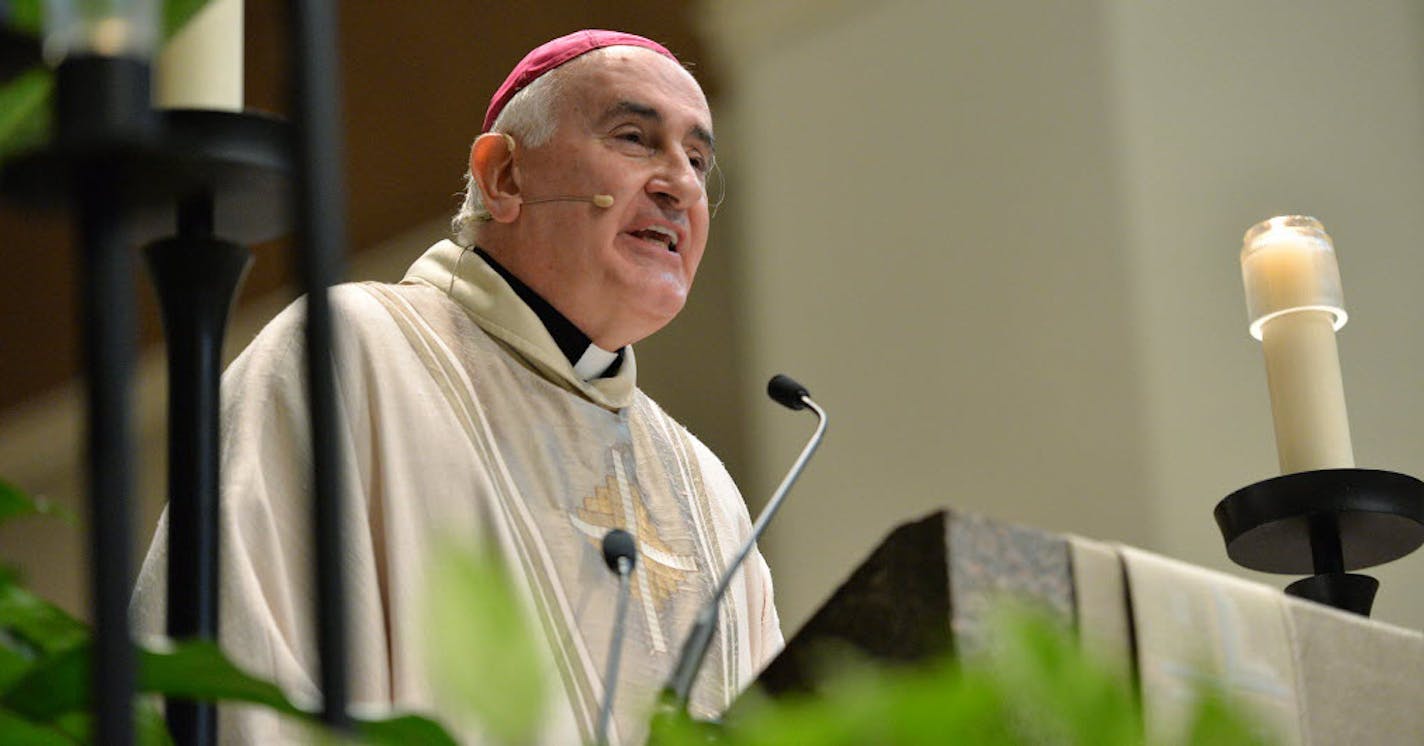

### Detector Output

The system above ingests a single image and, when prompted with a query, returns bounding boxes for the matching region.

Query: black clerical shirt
[471,247,625,380]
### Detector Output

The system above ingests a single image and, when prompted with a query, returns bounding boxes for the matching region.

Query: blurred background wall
[3,0,1423,639]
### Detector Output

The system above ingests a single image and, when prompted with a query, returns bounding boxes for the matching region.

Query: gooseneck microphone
[523,194,615,208]
[661,374,828,711]
[595,528,638,746]
[767,373,810,410]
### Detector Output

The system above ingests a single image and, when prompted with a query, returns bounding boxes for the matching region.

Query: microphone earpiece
[592,194,614,208]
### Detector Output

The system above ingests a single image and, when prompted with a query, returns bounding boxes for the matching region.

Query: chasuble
[132,240,783,744]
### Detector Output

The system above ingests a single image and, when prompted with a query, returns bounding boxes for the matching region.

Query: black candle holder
[2,69,290,746]
[140,109,288,746]
[1215,468,1424,616]
[5,4,349,738]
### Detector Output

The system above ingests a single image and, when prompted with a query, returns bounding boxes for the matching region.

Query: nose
[646,151,704,211]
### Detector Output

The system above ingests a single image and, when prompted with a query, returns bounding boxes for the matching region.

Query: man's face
[504,47,713,348]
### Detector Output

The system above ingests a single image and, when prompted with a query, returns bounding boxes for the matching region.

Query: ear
[470,132,521,223]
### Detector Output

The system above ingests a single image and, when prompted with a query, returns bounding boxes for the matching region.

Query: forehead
[559,47,712,132]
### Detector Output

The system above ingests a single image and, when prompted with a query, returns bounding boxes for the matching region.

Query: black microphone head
[767,374,810,410]
[602,529,637,574]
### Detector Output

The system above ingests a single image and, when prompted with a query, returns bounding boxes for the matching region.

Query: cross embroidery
[568,456,698,652]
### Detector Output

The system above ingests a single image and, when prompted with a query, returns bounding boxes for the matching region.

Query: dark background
[0,1,717,414]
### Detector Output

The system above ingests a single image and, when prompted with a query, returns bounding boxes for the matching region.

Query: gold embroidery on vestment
[569,461,699,653]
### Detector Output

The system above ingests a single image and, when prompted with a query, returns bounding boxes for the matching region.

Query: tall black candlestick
[79,169,138,746]
[146,189,252,746]
[288,0,352,731]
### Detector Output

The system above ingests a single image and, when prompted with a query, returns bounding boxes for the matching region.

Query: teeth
[643,225,678,250]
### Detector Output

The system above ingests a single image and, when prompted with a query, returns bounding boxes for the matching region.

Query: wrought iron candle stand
[2,65,291,746]
[139,108,289,746]
[1215,468,1424,616]
[3,2,349,743]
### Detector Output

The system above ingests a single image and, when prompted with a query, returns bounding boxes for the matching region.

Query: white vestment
[133,240,782,744]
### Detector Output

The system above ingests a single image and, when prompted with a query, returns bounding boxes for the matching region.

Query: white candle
[1240,216,1353,473]
[154,0,243,111]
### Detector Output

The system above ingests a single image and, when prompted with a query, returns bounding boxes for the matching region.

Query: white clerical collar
[572,344,621,381]
[401,241,639,411]
[468,247,627,380]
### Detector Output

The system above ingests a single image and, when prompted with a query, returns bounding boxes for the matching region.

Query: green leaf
[0,583,89,658]
[0,479,74,527]
[3,641,458,744]
[1182,688,1276,746]
[693,607,1152,746]
[139,641,300,717]
[0,706,78,745]
[0,645,84,720]
[135,699,175,746]
[982,610,1141,746]
[0,67,52,162]
[141,641,458,745]
[356,713,462,746]
[6,0,42,35]
[0,632,36,691]
[422,545,547,746]
[8,702,173,746]
[48,711,88,742]
[0,479,40,524]
[162,0,212,39]
[4,0,210,40]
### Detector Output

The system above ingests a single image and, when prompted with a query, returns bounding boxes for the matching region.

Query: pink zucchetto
[483,29,679,132]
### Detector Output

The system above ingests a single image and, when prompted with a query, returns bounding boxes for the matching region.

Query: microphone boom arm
[664,396,828,707]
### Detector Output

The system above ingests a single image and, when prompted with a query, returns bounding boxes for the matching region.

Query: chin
[623,290,689,342]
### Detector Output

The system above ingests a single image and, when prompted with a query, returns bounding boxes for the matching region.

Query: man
[133,30,782,743]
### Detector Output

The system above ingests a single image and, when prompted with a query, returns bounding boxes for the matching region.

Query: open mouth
[628,226,679,253]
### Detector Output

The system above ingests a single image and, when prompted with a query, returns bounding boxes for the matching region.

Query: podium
[739,509,1424,745]
[751,510,1074,698]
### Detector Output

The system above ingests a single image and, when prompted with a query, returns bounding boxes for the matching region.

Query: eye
[610,127,653,152]
[689,153,709,174]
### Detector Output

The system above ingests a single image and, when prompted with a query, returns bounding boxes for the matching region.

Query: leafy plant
[0,479,459,744]
[421,542,549,745]
[649,607,1273,746]
[1,469,1280,745]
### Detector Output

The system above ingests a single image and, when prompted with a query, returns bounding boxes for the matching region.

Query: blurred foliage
[1,475,1277,745]
[648,607,1273,746]
[0,0,212,161]
[0,480,458,744]
[0,472,1282,745]
[422,542,549,745]
[423,535,1275,746]
[0,478,73,525]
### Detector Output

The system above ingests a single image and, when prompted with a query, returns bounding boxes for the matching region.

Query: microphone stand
[662,379,827,711]
[596,553,635,745]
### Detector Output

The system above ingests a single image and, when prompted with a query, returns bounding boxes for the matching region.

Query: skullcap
[483,29,678,132]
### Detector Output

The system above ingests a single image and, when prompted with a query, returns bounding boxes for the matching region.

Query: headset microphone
[500,133,613,209]
[523,194,615,208]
